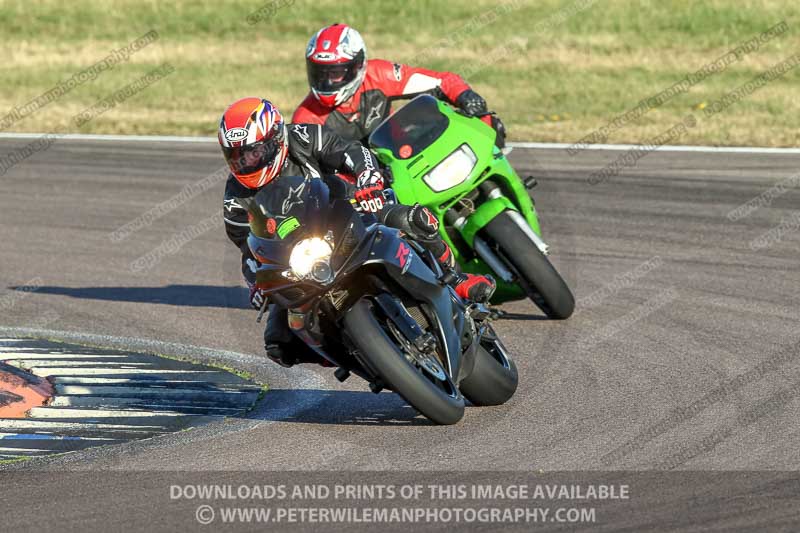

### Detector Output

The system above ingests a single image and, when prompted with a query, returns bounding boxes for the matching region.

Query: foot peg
[334,368,350,382]
[489,308,507,321]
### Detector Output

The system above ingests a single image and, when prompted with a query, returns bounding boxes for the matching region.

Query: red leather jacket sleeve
[367,59,470,103]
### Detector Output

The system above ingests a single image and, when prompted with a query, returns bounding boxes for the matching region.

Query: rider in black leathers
[219,97,495,367]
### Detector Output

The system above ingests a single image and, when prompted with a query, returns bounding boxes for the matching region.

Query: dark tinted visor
[307,53,364,94]
[222,138,280,175]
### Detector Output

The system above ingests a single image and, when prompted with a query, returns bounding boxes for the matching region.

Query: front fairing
[244,176,330,265]
[369,95,496,207]
[242,177,373,300]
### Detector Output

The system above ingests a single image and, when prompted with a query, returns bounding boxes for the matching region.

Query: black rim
[378,304,460,400]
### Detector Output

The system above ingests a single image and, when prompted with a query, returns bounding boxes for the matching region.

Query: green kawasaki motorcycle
[369,94,574,319]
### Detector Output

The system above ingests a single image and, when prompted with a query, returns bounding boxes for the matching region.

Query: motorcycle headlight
[422,144,478,193]
[289,238,332,280]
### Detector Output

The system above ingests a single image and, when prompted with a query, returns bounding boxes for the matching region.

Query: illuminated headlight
[310,261,333,284]
[422,144,478,192]
[289,238,332,280]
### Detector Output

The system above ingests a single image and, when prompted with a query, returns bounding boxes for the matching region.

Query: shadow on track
[252,389,444,426]
[496,311,549,321]
[8,284,249,309]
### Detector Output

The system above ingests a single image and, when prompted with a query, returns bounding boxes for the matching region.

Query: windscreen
[369,95,449,160]
[245,176,323,265]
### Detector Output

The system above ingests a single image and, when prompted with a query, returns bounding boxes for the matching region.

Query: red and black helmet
[218,97,288,189]
[305,24,367,108]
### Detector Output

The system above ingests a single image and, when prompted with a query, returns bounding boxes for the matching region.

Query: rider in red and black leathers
[292,23,506,147]
[220,97,495,368]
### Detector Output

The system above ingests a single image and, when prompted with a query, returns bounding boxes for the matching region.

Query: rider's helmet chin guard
[218,97,288,189]
[305,23,367,108]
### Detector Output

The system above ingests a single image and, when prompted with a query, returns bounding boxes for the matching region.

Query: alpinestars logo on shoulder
[292,124,311,144]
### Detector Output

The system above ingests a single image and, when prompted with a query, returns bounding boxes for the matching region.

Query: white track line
[47,397,245,411]
[1,353,130,359]
[509,141,800,154]
[0,420,166,431]
[0,132,798,154]
[0,433,116,441]
[50,377,243,386]
[7,361,153,367]
[27,368,218,376]
[0,132,215,143]
[0,447,55,454]
[55,385,256,397]
[27,407,190,418]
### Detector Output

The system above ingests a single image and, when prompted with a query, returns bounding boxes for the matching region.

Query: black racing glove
[491,115,507,149]
[455,89,488,117]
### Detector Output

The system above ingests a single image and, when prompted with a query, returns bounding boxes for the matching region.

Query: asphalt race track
[1,138,799,529]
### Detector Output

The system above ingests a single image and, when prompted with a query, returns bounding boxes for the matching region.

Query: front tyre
[459,327,518,406]
[343,298,465,425]
[483,211,575,319]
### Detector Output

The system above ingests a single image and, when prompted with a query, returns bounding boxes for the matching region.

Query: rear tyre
[459,329,518,406]
[343,298,465,425]
[483,211,575,319]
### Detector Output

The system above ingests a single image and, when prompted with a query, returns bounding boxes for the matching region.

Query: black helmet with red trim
[218,97,288,189]
[305,23,367,108]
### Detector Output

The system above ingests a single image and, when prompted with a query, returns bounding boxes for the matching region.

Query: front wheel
[343,298,465,425]
[459,327,518,406]
[483,211,575,319]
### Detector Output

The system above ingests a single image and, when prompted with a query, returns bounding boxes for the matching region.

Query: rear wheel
[459,326,518,406]
[343,298,465,425]
[483,211,575,319]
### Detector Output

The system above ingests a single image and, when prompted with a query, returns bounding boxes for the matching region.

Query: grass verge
[0,0,798,146]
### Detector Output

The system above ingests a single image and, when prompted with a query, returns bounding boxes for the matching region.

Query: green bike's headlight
[422,144,478,193]
[289,238,332,280]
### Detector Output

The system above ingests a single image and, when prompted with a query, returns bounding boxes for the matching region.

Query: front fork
[469,302,513,370]
[445,179,549,261]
